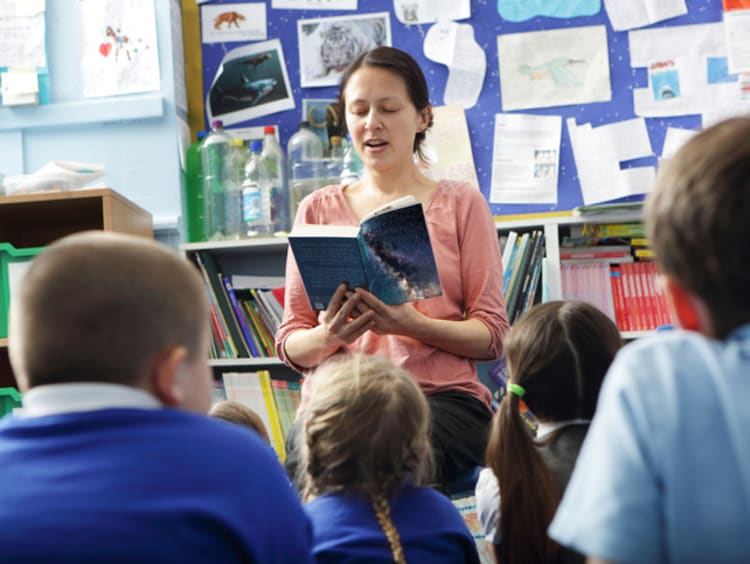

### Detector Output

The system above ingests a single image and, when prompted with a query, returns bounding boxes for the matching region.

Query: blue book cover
[287,196,442,311]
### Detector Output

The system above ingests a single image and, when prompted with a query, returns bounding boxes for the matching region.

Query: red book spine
[610,266,628,332]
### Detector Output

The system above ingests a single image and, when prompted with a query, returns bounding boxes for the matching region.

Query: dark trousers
[284,390,492,493]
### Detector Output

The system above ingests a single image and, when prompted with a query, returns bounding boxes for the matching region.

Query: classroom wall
[198,0,725,217]
[0,0,186,227]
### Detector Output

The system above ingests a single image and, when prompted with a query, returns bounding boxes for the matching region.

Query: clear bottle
[224,137,247,240]
[261,125,290,234]
[340,133,363,186]
[287,121,325,221]
[243,140,273,237]
[326,135,344,182]
[201,119,233,240]
[183,130,207,242]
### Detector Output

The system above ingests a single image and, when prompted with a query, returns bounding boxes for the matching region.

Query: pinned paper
[603,0,687,32]
[1,67,39,106]
[567,117,656,205]
[497,0,600,22]
[393,0,469,24]
[424,21,485,108]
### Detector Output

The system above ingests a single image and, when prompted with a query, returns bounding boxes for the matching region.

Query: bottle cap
[196,130,207,140]
[299,121,311,129]
[229,138,244,147]
[264,125,276,134]
[210,119,223,129]
[330,135,342,145]
[250,140,263,152]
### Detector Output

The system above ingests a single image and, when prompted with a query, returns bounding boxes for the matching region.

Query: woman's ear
[149,346,189,407]
[662,275,715,337]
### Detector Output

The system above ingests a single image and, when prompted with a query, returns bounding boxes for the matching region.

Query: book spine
[260,370,286,461]
[514,229,544,321]
[505,232,533,322]
[241,301,275,356]
[610,266,627,332]
[223,277,260,358]
[194,252,236,358]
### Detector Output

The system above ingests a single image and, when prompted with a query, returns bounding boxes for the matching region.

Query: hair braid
[371,492,406,564]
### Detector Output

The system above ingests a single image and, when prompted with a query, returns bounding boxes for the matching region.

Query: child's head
[302,353,430,500]
[646,116,750,338]
[209,400,270,444]
[8,231,212,414]
[503,300,622,421]
[485,300,622,563]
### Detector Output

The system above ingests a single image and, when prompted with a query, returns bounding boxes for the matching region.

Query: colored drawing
[497,0,600,22]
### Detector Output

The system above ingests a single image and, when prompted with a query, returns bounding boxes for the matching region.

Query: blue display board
[199,0,723,217]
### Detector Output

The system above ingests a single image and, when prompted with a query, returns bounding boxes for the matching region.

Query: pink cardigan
[275,180,509,411]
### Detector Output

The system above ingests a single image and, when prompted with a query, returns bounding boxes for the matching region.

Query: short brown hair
[209,400,270,444]
[646,117,750,338]
[9,231,208,390]
[338,46,433,163]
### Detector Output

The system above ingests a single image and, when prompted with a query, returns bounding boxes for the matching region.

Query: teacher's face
[343,66,429,173]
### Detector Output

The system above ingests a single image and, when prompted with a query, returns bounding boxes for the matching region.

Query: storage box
[0,387,22,417]
[0,242,44,339]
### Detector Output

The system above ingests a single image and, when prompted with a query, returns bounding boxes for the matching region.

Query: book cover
[259,370,286,461]
[287,196,443,311]
[222,276,259,358]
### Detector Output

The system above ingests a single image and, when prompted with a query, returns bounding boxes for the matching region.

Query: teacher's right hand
[318,283,375,345]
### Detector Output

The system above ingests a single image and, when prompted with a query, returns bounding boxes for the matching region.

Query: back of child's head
[209,400,270,444]
[646,116,750,338]
[302,353,430,500]
[485,300,622,564]
[8,231,208,393]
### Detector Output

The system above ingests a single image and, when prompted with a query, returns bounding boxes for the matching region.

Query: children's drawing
[79,0,160,98]
[519,58,585,88]
[497,0,601,22]
[497,25,611,111]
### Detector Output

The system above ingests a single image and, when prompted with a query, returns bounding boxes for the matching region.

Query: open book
[287,195,443,311]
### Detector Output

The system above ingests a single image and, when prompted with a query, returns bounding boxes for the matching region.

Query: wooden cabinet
[0,188,153,387]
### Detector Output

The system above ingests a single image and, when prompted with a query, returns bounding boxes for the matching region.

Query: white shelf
[209,358,284,367]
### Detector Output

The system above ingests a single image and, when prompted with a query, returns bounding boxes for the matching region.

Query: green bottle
[184,130,207,242]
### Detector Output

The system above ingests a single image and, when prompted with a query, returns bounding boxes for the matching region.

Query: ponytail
[487,392,560,564]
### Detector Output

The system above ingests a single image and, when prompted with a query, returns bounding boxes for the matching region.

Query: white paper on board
[393,0,469,24]
[490,113,562,205]
[567,117,656,205]
[603,0,686,32]
[424,21,485,108]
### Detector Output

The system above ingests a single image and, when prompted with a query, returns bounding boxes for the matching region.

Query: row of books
[213,370,303,460]
[501,229,545,324]
[561,261,671,332]
[192,251,285,359]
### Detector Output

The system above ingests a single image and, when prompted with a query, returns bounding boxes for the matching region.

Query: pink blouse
[275,180,509,411]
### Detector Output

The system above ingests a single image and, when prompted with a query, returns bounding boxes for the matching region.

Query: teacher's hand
[318,283,375,344]
[353,287,421,337]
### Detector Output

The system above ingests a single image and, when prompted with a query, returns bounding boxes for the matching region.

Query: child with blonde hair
[302,353,479,563]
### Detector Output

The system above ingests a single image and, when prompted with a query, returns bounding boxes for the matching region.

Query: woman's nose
[364,111,382,130]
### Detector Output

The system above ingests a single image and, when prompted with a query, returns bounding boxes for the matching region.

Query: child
[476,301,622,564]
[301,353,480,563]
[210,399,271,444]
[549,116,750,562]
[0,231,313,562]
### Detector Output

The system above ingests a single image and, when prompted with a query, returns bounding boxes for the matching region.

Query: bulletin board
[198,0,726,218]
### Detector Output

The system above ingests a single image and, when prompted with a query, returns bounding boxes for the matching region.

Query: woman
[276,46,508,489]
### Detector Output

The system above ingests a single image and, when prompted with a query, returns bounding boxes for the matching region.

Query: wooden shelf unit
[0,188,153,388]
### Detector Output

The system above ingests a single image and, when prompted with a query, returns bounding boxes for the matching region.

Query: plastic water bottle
[326,135,344,182]
[224,137,247,240]
[340,133,363,186]
[201,119,233,240]
[183,130,207,242]
[243,140,273,237]
[287,121,325,220]
[260,125,290,234]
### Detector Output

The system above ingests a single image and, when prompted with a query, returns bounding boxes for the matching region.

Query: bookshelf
[179,238,301,382]
[496,208,663,339]
[0,188,154,387]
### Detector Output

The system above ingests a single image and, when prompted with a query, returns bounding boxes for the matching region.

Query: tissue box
[0,242,44,338]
